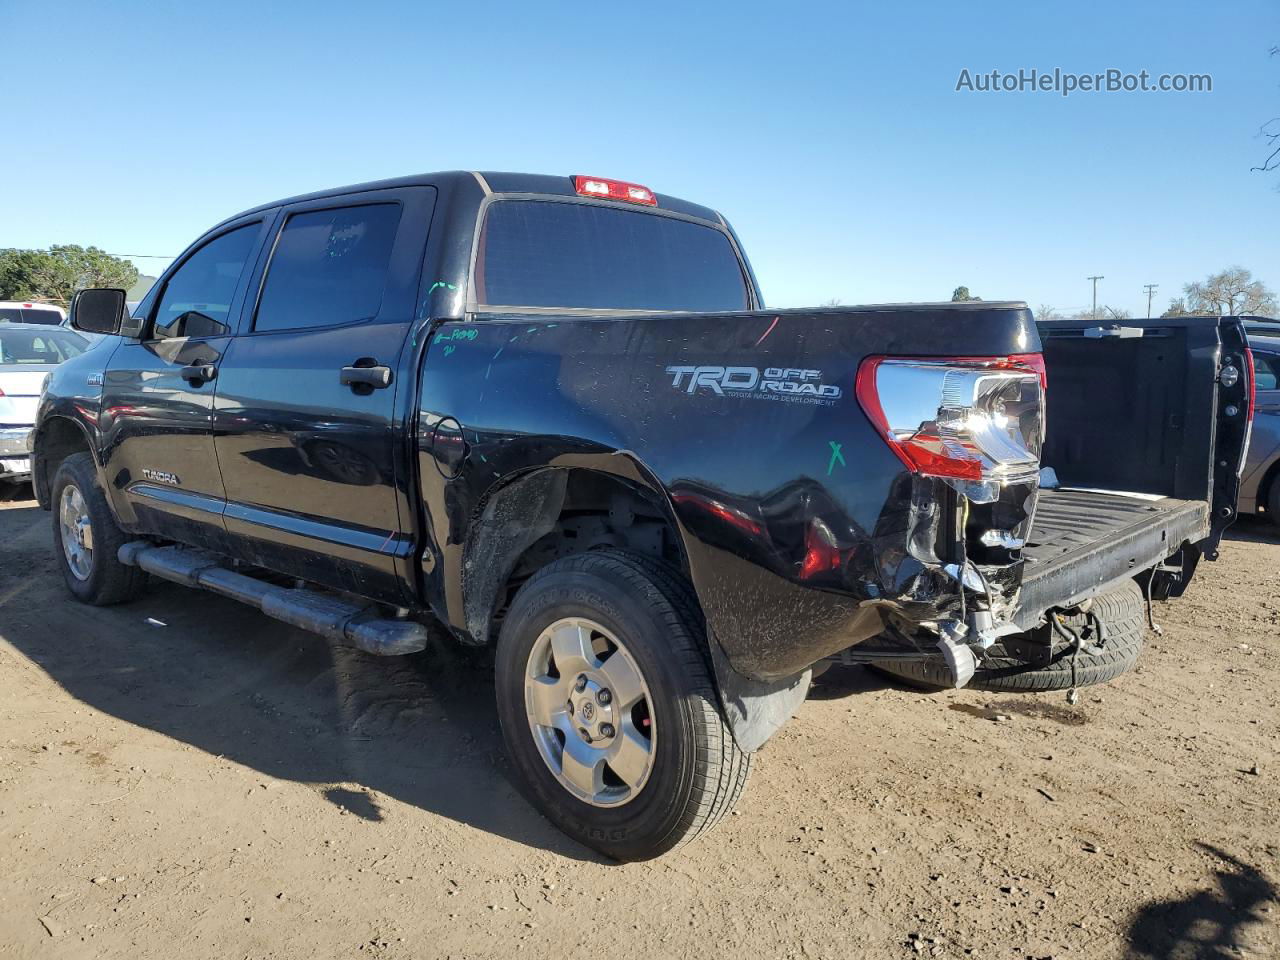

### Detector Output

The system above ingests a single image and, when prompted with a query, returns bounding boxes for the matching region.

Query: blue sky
[2,0,1276,317]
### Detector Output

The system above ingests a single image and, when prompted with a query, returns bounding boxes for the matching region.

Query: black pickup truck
[33,171,1254,860]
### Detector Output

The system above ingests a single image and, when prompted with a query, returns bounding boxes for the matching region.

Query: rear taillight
[856,355,1045,492]
[572,175,658,206]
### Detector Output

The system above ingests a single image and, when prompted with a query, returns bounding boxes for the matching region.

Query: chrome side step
[117,542,428,656]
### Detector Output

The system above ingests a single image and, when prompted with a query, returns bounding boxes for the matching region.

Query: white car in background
[0,301,67,326]
[0,323,94,486]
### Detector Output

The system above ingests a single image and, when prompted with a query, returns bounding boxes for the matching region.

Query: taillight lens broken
[856,355,1045,491]
[799,517,842,580]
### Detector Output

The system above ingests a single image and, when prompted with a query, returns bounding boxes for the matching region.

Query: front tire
[51,452,147,605]
[494,550,748,861]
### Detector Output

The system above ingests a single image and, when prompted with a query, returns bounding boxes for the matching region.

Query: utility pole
[1088,276,1104,319]
[1143,283,1158,319]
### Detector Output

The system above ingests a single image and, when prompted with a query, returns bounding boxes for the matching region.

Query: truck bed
[1013,489,1210,628]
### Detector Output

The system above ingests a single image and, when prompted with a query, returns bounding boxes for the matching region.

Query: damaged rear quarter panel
[416,304,1040,681]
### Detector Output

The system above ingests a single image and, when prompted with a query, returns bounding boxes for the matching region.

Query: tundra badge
[141,468,181,486]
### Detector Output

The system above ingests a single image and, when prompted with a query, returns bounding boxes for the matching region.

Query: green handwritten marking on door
[443,344,456,357]
[433,328,478,345]
[827,441,846,476]
[427,280,458,295]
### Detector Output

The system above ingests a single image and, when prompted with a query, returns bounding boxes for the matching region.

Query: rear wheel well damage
[33,417,94,510]
[462,468,688,648]
[460,467,807,753]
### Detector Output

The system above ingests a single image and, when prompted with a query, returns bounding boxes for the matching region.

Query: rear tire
[494,550,748,861]
[50,452,147,606]
[874,580,1146,693]
[1268,479,1280,531]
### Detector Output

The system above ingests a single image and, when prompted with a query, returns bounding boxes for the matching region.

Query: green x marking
[827,441,846,476]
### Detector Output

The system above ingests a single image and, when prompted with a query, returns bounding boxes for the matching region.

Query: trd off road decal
[664,365,842,406]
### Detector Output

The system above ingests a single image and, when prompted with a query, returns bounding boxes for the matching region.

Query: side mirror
[70,288,127,336]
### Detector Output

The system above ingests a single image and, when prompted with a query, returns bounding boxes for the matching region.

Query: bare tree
[1182,266,1277,316]
[1035,304,1061,322]
[818,298,843,307]
[1070,305,1130,322]
[1254,45,1280,179]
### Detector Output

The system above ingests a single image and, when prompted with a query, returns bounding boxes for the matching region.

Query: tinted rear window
[476,201,748,312]
[0,307,63,325]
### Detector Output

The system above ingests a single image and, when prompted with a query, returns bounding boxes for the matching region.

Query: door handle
[340,364,393,390]
[180,363,217,384]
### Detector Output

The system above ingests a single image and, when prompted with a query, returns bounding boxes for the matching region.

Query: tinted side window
[476,200,749,312]
[254,204,401,333]
[152,224,259,340]
[1256,352,1280,391]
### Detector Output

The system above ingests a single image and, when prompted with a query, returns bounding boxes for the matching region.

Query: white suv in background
[0,301,68,326]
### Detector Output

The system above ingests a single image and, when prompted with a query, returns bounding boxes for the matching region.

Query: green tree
[951,285,981,302]
[0,245,138,305]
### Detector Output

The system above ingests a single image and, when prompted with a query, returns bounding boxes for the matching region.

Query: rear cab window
[474,200,749,312]
[0,307,64,325]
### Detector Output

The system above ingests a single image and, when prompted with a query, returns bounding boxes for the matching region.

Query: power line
[110,253,176,259]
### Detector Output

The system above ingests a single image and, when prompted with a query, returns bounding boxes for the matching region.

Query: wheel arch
[459,461,693,648]
[32,415,98,510]
[458,460,811,754]
[1256,453,1280,518]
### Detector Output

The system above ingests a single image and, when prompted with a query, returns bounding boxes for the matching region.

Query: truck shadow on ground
[805,664,895,700]
[1125,844,1277,959]
[0,500,607,862]
[1222,514,1278,545]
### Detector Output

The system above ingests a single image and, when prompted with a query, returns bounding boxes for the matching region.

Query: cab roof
[218,171,724,231]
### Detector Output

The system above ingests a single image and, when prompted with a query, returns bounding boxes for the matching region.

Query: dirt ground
[0,485,1276,960]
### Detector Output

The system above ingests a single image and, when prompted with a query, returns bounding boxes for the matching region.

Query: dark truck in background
[33,171,1254,860]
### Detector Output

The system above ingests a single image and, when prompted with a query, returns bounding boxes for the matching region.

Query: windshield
[0,307,64,325]
[0,329,89,365]
[475,200,750,312]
